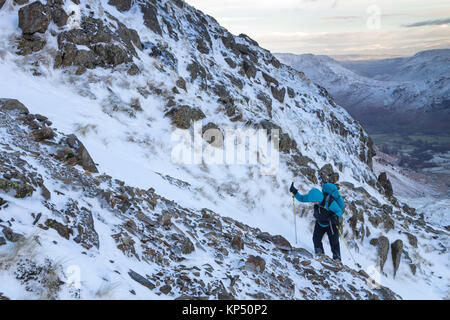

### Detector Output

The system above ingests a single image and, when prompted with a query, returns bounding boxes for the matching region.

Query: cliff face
[0,1,448,299]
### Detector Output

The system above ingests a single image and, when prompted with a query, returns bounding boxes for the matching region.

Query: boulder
[65,134,99,173]
[51,6,68,27]
[231,235,244,251]
[16,34,46,55]
[271,235,292,251]
[377,172,393,198]
[165,105,205,129]
[0,99,29,114]
[391,240,403,277]
[406,233,418,248]
[376,236,389,272]
[245,255,266,273]
[18,1,51,35]
[31,126,55,141]
[128,269,155,290]
[2,227,25,242]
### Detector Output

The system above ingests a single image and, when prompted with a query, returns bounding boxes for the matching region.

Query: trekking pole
[293,195,297,244]
[336,223,361,268]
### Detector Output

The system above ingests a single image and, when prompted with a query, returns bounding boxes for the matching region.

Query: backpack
[313,192,335,225]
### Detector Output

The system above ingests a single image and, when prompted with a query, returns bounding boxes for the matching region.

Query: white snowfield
[0,0,448,299]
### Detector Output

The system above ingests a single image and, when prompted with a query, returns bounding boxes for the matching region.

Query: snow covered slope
[0,0,448,299]
[275,52,450,134]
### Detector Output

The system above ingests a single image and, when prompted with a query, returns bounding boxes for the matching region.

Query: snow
[0,0,448,300]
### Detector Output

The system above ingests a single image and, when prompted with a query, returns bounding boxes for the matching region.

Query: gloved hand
[289,182,298,196]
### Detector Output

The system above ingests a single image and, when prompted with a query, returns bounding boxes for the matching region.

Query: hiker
[289,179,345,261]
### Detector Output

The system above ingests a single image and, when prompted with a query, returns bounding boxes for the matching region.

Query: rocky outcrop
[0,99,29,114]
[319,164,339,184]
[391,240,403,278]
[377,172,393,198]
[371,236,389,272]
[140,2,162,35]
[18,1,50,35]
[108,0,133,12]
[165,105,205,129]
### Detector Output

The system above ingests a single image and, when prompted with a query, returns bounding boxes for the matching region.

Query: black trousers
[313,222,341,260]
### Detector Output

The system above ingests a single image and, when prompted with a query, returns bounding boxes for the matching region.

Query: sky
[185,0,450,58]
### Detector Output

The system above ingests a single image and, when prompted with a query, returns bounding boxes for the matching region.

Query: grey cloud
[403,18,450,27]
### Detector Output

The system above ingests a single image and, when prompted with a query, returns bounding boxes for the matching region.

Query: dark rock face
[0,0,6,10]
[377,172,393,198]
[108,0,133,12]
[391,240,403,277]
[18,1,50,35]
[257,92,273,118]
[406,233,418,248]
[55,17,137,70]
[140,2,162,35]
[271,86,286,103]
[50,6,68,27]
[319,164,339,184]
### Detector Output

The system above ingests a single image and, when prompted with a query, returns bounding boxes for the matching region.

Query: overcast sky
[185,0,450,58]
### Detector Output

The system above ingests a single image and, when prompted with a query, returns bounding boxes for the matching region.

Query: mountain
[275,51,450,135]
[0,0,448,299]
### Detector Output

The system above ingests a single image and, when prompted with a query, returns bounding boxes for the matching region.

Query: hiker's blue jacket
[295,183,345,227]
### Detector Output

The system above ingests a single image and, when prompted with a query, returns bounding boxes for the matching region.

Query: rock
[65,134,99,173]
[224,57,236,69]
[14,0,29,4]
[377,172,393,198]
[16,34,46,55]
[128,269,155,290]
[186,61,207,82]
[0,0,6,10]
[140,2,162,35]
[319,164,339,184]
[41,184,51,200]
[45,219,72,240]
[51,6,68,27]
[270,86,285,103]
[376,236,389,272]
[231,236,244,251]
[31,126,55,141]
[181,237,195,254]
[160,284,172,295]
[242,59,257,79]
[165,105,205,129]
[391,240,403,277]
[0,99,29,114]
[202,122,223,147]
[18,1,51,35]
[289,247,313,259]
[287,87,295,98]
[405,233,418,248]
[127,63,140,76]
[271,235,292,251]
[256,92,273,118]
[2,227,25,242]
[0,237,6,246]
[245,255,266,273]
[108,0,132,12]
[262,72,279,87]
[176,77,186,91]
[256,231,272,243]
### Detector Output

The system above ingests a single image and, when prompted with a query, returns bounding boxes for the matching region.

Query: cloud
[403,18,450,27]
